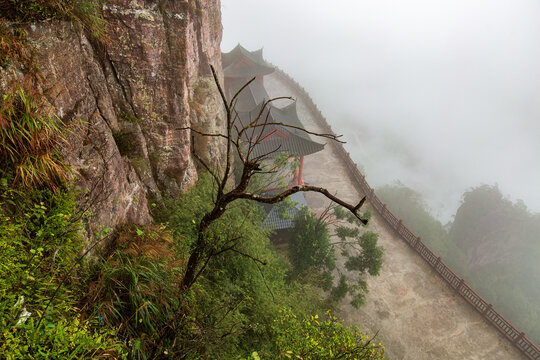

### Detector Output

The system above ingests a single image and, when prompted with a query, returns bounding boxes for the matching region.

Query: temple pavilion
[221,44,325,231]
[221,44,324,187]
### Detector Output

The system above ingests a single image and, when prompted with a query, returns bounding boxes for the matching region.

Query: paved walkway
[264,72,524,360]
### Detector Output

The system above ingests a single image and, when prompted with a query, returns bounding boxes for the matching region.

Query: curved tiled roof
[228,78,269,112]
[222,44,275,78]
[224,45,324,160]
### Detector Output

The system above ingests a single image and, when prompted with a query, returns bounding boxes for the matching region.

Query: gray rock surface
[0,0,224,241]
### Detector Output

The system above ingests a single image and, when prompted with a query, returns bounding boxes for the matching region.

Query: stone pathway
[264,72,525,360]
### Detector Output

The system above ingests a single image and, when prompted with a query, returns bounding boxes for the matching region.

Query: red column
[297,156,305,185]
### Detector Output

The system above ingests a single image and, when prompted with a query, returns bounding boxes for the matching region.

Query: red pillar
[297,156,305,185]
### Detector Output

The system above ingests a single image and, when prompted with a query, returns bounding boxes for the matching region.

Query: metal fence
[273,68,540,360]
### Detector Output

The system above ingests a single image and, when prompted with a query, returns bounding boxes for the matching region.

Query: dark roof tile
[262,192,308,230]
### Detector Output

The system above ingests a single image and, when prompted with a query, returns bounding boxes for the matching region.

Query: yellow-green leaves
[271,309,386,360]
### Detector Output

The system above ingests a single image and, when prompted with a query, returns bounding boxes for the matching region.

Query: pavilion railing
[272,67,540,360]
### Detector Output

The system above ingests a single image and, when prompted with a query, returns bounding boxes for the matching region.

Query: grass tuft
[0,21,32,67]
[0,0,109,43]
[0,83,71,190]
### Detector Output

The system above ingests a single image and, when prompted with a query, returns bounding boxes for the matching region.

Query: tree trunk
[180,201,229,290]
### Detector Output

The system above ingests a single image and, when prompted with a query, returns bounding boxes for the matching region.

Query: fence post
[514,332,526,345]
[398,219,404,233]
[457,278,465,292]
[413,236,421,249]
[435,256,442,269]
[483,303,493,315]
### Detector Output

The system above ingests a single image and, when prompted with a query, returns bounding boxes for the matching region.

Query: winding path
[264,68,539,360]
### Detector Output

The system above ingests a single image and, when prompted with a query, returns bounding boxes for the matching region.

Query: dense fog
[221,0,540,222]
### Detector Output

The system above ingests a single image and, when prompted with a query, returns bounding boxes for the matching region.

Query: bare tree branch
[229,248,267,266]
[255,260,276,303]
[211,66,233,199]
[192,148,220,186]
[239,186,368,225]
[246,121,344,143]
[175,126,229,140]
[179,66,369,290]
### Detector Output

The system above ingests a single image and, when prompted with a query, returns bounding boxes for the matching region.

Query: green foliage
[84,173,326,358]
[2,316,126,359]
[289,206,383,308]
[0,186,80,316]
[449,184,516,250]
[345,231,383,276]
[273,196,296,221]
[0,185,126,358]
[0,84,71,190]
[166,173,324,357]
[334,205,371,226]
[266,309,385,359]
[166,172,219,249]
[376,183,447,245]
[288,206,334,276]
[1,0,108,42]
[86,252,181,359]
[273,151,300,176]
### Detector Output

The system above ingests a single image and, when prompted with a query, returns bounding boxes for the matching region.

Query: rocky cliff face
[0,0,224,239]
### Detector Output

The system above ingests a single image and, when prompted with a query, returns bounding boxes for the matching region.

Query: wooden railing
[272,67,540,360]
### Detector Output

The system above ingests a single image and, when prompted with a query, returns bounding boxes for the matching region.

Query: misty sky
[221,0,540,221]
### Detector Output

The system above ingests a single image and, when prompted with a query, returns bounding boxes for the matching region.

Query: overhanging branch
[238,186,368,225]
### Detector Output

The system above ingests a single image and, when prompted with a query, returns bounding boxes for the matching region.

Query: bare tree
[178,66,367,290]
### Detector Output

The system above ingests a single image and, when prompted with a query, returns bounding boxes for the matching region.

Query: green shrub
[86,251,182,359]
[288,206,334,276]
[82,173,386,359]
[165,173,323,358]
[289,206,383,308]
[0,185,126,358]
[263,309,385,359]
[1,315,126,359]
[0,187,80,314]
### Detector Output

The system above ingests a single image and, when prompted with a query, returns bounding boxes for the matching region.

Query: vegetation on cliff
[0,15,384,360]
[0,66,125,357]
[0,169,386,358]
[0,2,388,358]
[0,84,71,190]
[0,183,126,358]
[1,0,107,41]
